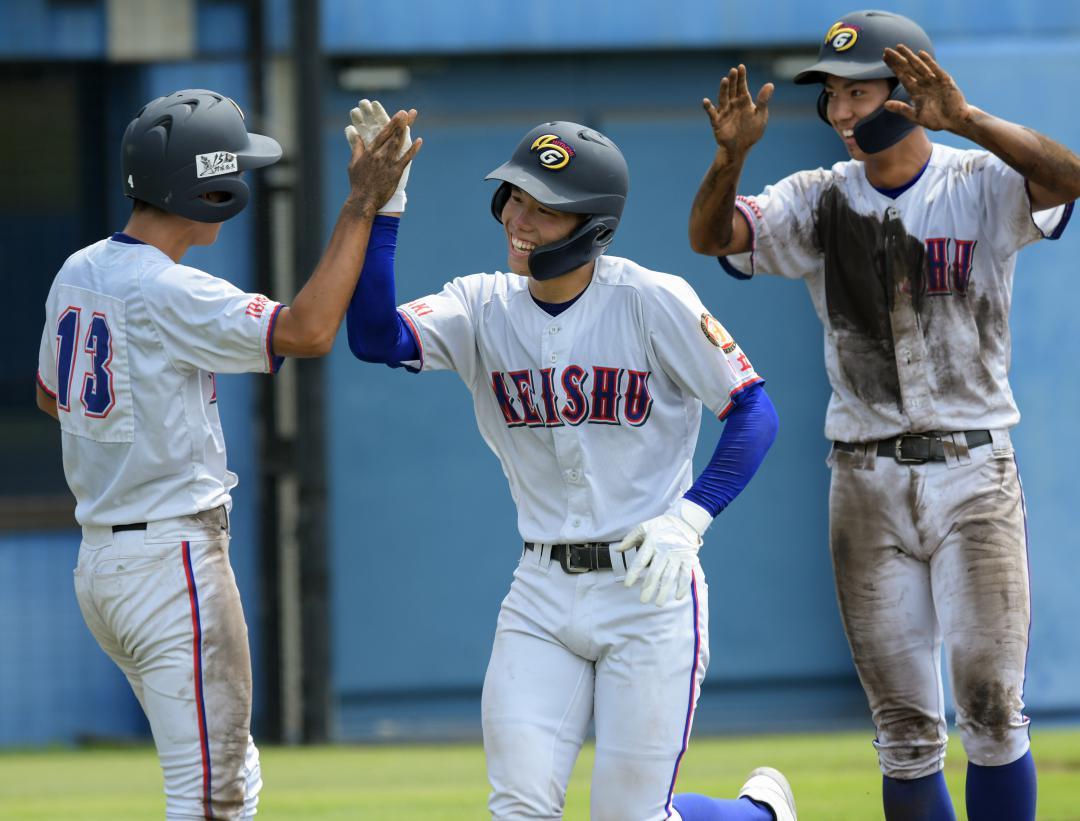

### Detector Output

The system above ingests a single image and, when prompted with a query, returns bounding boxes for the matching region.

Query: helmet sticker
[700,312,737,354]
[196,151,239,178]
[530,134,576,170]
[824,21,860,52]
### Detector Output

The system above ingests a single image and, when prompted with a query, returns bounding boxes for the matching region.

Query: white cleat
[738,766,797,821]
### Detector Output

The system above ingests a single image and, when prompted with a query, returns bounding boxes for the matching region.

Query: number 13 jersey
[37,234,283,527]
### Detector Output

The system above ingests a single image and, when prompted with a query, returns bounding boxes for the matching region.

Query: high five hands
[883,44,972,132]
[702,64,775,161]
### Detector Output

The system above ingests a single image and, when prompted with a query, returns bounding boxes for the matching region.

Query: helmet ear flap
[816,89,830,124]
[490,182,512,224]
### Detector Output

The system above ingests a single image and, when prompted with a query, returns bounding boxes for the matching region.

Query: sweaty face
[500,186,584,277]
[824,77,892,160]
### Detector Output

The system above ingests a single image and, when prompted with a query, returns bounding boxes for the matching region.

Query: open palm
[703,64,774,160]
[883,45,970,132]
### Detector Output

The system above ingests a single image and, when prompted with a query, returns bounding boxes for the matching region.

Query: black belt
[112,522,147,533]
[524,541,617,574]
[833,430,992,464]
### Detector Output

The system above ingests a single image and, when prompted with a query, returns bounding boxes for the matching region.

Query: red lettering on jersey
[539,368,563,427]
[407,300,434,317]
[922,237,977,296]
[509,369,544,427]
[925,238,952,294]
[588,366,623,425]
[736,353,752,372]
[490,372,524,427]
[245,294,270,318]
[624,370,654,427]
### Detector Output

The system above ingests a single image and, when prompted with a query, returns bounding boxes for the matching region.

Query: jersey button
[549,353,558,363]
[568,470,580,482]
[549,326,560,334]
[572,519,581,528]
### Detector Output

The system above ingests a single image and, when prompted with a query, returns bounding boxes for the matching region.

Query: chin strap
[815,82,919,155]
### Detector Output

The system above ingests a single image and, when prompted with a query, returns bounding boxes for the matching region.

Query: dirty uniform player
[35,90,418,818]
[345,105,795,820]
[688,9,1080,821]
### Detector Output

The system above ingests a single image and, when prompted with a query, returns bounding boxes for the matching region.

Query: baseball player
[687,10,1080,821]
[35,89,418,819]
[344,102,795,821]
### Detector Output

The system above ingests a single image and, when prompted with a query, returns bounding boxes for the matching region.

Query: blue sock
[966,750,1036,821]
[882,771,956,820]
[672,793,773,820]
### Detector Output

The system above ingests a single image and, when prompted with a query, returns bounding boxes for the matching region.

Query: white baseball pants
[75,507,261,819]
[482,543,710,820]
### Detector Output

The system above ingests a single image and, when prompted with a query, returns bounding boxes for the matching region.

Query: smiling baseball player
[344,103,793,820]
[35,90,418,819]
[688,10,1080,821]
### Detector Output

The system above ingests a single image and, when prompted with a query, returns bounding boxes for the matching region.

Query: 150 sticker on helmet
[196,151,239,178]
[700,312,737,353]
[531,135,576,170]
[824,21,860,52]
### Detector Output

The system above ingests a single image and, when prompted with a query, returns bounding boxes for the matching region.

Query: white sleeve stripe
[398,308,425,370]
[734,199,758,276]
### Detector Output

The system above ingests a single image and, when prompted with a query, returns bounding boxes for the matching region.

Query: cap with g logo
[793,10,934,85]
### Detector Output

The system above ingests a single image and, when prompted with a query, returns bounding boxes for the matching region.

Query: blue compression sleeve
[345,215,419,365]
[683,384,778,517]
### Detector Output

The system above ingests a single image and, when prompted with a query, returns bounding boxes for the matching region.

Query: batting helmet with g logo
[485,121,629,281]
[794,10,934,154]
[121,89,282,223]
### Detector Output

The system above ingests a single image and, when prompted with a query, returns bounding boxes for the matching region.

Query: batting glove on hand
[345,99,412,213]
[616,499,712,607]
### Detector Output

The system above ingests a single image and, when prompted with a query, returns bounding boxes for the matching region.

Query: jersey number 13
[55,307,116,417]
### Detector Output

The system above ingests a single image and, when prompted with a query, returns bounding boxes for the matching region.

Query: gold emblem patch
[824,21,859,52]
[530,134,576,170]
[700,313,736,353]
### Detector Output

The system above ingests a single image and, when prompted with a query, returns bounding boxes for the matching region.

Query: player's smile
[509,234,536,257]
[823,76,891,157]
[501,186,581,276]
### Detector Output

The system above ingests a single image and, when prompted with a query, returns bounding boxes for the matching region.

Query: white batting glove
[345,99,412,213]
[616,498,712,607]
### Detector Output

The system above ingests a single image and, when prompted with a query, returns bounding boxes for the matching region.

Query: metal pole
[293,0,332,743]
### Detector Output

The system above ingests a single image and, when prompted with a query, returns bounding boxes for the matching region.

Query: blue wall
[2,0,1079,746]
[321,0,1080,53]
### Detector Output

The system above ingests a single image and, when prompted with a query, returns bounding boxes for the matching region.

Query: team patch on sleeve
[699,312,737,354]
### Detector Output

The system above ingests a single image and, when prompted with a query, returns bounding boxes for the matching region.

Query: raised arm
[272,109,422,358]
[689,65,774,257]
[884,44,1080,211]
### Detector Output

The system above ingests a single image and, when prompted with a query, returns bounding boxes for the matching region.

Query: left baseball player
[344,103,793,821]
[35,89,419,819]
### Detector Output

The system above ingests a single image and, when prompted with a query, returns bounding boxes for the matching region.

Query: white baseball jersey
[723,143,1071,441]
[396,253,762,544]
[37,235,282,527]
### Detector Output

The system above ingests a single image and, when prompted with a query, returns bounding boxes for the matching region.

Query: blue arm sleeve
[345,215,420,365]
[683,383,778,517]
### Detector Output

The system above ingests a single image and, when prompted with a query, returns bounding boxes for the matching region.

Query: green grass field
[2,728,1078,819]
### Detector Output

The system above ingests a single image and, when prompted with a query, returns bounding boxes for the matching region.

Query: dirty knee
[874,715,947,779]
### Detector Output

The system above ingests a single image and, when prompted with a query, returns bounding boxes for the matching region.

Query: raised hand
[702,64,774,161]
[883,45,971,132]
[346,109,422,216]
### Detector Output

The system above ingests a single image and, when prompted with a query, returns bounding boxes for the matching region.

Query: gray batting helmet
[486,122,629,281]
[121,89,282,223]
[794,10,934,154]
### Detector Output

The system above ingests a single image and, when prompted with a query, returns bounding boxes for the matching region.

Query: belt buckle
[560,545,592,573]
[894,434,931,464]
